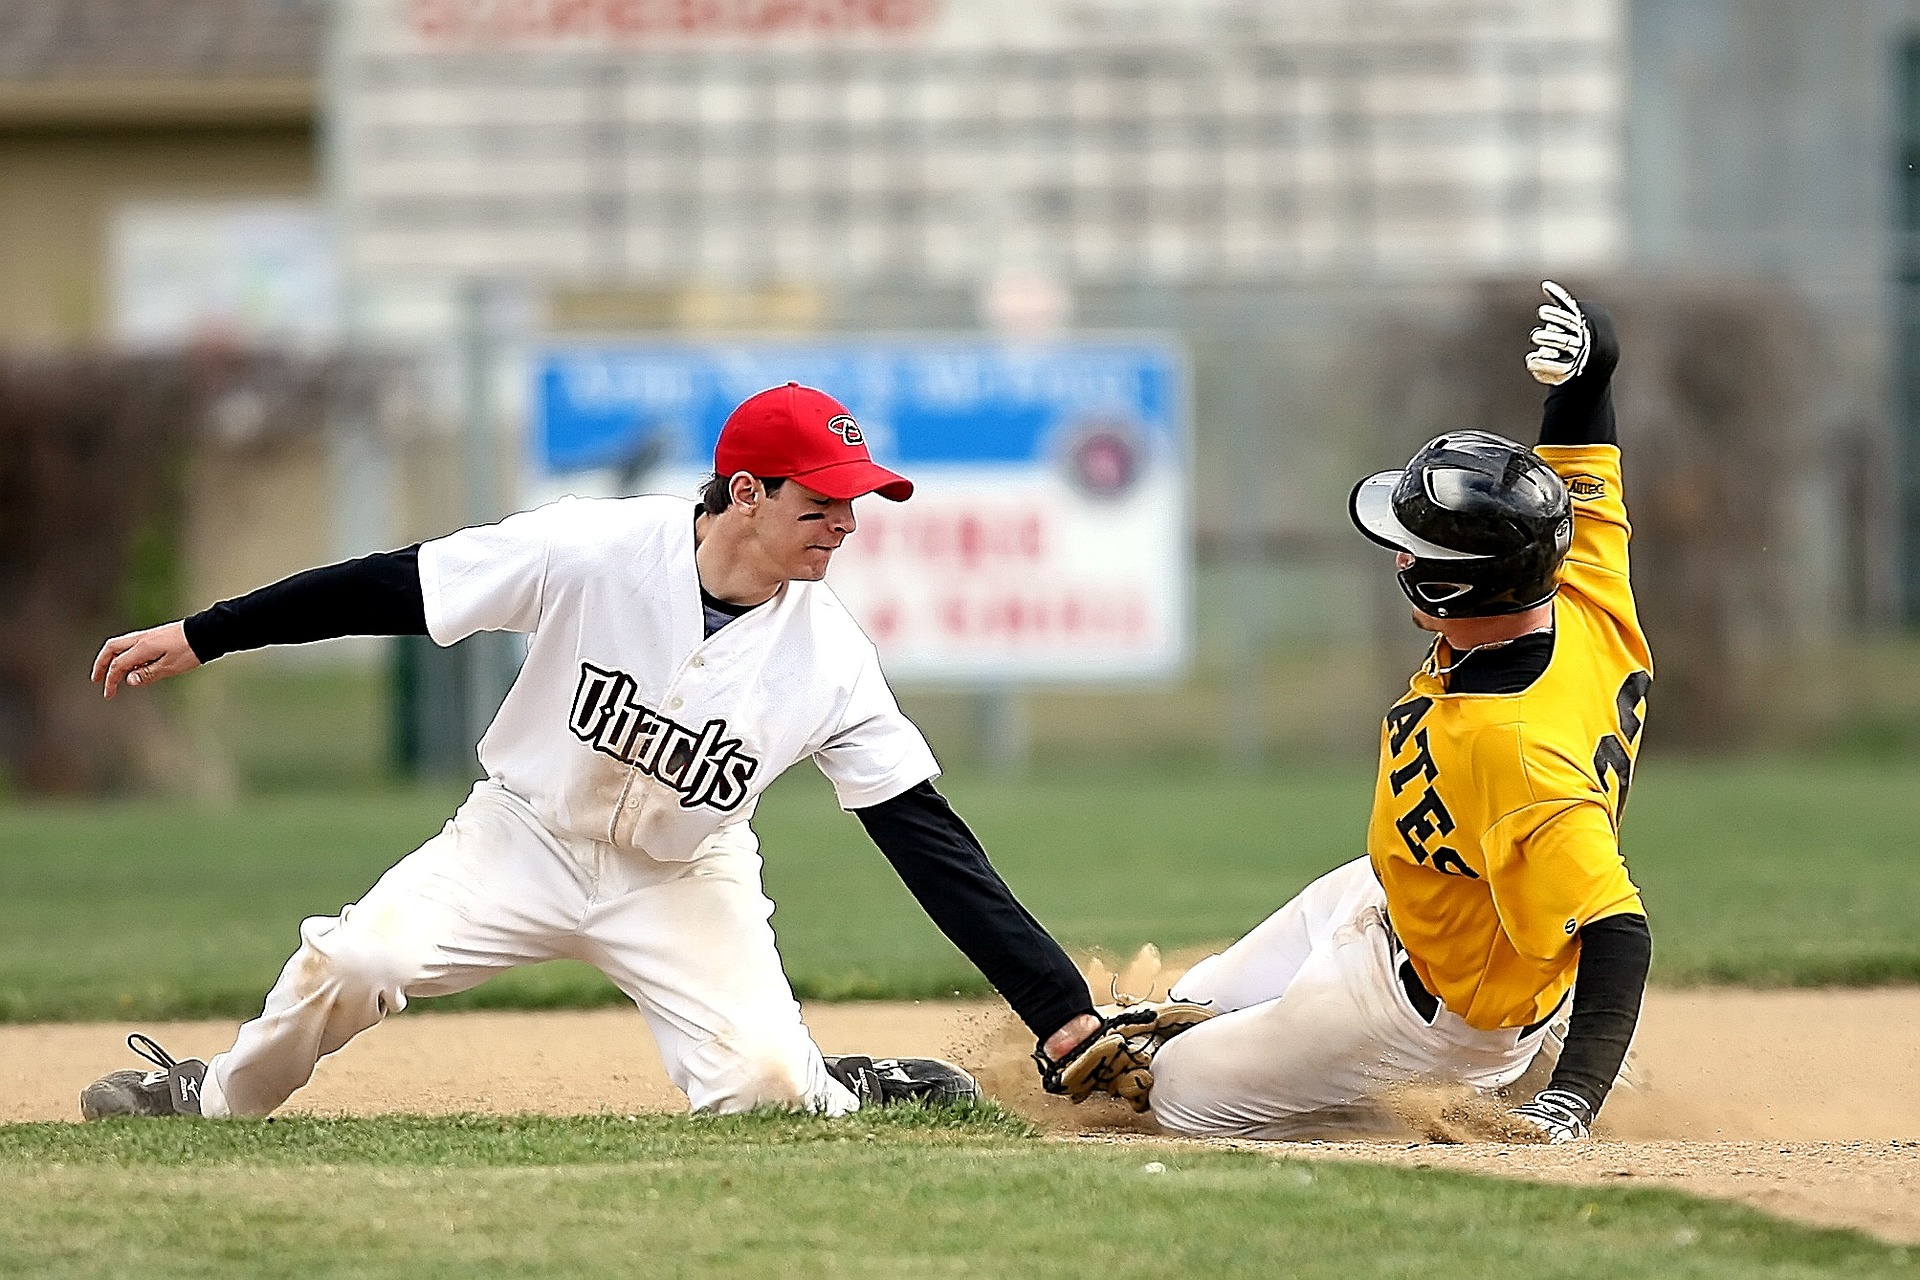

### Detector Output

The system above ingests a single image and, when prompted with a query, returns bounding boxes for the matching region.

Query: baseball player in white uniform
[82,382,1103,1119]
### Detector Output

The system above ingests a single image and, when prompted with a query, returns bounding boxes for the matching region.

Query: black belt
[1397,957,1442,1023]
[1396,957,1565,1038]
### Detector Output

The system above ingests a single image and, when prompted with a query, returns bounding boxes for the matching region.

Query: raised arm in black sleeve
[1547,912,1651,1115]
[1537,300,1620,448]
[855,781,1095,1040]
[182,546,428,663]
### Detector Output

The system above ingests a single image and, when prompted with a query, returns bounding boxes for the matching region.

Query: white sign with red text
[826,463,1185,681]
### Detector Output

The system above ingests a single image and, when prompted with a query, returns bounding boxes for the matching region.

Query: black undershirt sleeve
[1536,300,1620,449]
[855,780,1095,1040]
[182,546,429,663]
[1547,912,1651,1115]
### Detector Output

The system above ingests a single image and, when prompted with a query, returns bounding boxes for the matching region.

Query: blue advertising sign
[533,338,1184,476]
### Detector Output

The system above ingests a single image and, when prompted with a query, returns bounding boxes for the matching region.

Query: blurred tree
[0,350,340,793]
[1374,279,1832,750]
[0,355,193,792]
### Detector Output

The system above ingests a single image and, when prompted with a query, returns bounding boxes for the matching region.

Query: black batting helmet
[1348,431,1573,619]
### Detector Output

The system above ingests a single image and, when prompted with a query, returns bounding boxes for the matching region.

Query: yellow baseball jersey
[1366,444,1652,1032]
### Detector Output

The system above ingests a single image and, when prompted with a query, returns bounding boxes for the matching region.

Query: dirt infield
[6,987,1918,1245]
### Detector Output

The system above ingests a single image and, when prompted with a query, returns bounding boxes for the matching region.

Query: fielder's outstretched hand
[92,621,200,699]
[1525,281,1592,386]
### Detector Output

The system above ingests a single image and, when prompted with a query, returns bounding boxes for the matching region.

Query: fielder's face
[752,478,858,581]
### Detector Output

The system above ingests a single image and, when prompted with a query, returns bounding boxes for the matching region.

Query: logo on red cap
[826,415,864,447]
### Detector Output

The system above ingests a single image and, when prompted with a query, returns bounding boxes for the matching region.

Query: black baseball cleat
[79,1034,208,1119]
[824,1055,981,1108]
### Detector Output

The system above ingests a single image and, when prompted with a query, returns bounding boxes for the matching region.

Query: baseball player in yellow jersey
[1042,283,1652,1142]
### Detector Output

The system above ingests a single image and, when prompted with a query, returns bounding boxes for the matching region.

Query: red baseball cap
[714,383,913,502]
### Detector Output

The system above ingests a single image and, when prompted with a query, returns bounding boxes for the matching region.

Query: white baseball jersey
[417,493,939,861]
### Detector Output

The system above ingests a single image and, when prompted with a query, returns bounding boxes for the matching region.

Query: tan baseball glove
[1033,998,1216,1112]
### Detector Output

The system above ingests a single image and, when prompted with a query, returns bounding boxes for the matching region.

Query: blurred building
[325,0,1902,611]
[330,2,1914,730]
[0,0,322,345]
[335,1,1623,294]
[7,0,1920,767]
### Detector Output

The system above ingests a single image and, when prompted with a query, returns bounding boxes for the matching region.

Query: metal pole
[326,1,424,774]
[460,277,511,754]
[321,0,390,565]
[975,685,1029,775]
[1223,328,1267,770]
[461,278,501,525]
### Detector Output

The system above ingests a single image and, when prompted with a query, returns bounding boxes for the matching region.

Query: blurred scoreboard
[533,338,1190,683]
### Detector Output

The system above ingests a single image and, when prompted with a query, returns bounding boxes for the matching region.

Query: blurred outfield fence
[5,0,1918,792]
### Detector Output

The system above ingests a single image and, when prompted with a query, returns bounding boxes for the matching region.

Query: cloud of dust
[957,944,1205,1135]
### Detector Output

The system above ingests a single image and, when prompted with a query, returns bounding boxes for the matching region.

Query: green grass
[188,659,395,793]
[1623,757,1920,986]
[0,1111,1908,1278]
[0,755,1915,1022]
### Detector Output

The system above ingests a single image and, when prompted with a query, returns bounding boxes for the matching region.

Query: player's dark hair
[699,472,787,515]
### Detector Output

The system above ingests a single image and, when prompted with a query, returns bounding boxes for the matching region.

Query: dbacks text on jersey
[569,663,758,811]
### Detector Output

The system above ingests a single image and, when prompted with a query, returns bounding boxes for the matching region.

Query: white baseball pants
[198,780,857,1118]
[1151,856,1549,1139]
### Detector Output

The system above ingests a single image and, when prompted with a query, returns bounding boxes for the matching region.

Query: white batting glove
[1508,1087,1594,1144]
[1525,281,1591,386]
